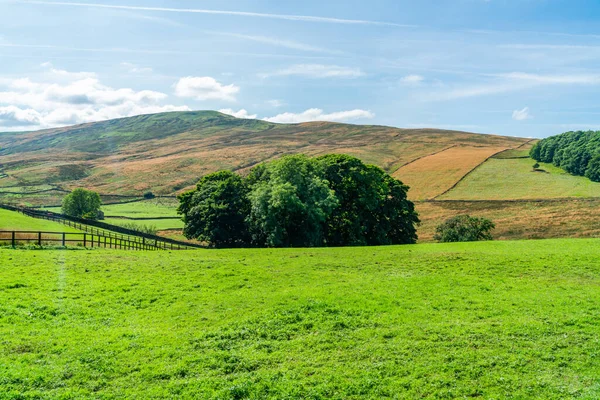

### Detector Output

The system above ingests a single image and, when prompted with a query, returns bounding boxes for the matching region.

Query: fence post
[62,233,66,247]
[11,231,15,248]
[83,233,87,248]
[38,232,42,246]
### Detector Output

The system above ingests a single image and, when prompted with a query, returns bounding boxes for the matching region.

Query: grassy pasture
[105,217,184,231]
[100,199,179,218]
[393,146,508,200]
[1,240,600,398]
[0,209,80,233]
[439,157,600,200]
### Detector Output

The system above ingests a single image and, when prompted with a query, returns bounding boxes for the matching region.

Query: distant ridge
[0,111,528,197]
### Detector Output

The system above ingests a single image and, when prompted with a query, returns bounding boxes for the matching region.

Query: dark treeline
[178,154,420,248]
[530,130,600,182]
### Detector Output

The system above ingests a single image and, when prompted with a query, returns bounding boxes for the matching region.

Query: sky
[3,1,600,137]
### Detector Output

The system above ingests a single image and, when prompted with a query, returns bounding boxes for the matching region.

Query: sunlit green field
[440,157,600,200]
[1,239,599,398]
[104,217,184,231]
[0,209,80,232]
[45,199,179,218]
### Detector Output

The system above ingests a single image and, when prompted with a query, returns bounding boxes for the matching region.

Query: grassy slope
[0,209,80,232]
[439,157,600,200]
[1,240,600,398]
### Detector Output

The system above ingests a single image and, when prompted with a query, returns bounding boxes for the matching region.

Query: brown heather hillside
[0,111,528,196]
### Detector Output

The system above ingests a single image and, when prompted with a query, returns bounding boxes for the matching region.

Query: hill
[1,240,599,398]
[5,110,600,242]
[0,111,527,196]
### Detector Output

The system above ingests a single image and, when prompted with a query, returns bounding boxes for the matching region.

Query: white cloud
[400,74,425,85]
[261,64,364,79]
[0,68,189,131]
[121,62,153,74]
[218,108,257,119]
[512,107,532,121]
[174,76,239,101]
[263,108,374,123]
[267,99,285,108]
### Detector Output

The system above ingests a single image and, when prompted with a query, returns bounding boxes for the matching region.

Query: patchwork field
[393,146,509,200]
[1,239,599,398]
[439,157,600,200]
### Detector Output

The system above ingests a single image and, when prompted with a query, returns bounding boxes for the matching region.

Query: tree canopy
[61,188,102,219]
[178,154,420,248]
[530,130,600,181]
[434,215,495,243]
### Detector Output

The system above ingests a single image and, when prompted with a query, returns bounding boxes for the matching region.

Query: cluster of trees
[178,154,420,248]
[62,188,102,219]
[530,130,600,181]
[434,215,495,243]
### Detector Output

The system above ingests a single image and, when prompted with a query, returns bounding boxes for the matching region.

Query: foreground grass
[1,240,599,398]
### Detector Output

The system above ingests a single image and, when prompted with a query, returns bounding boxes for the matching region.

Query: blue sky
[2,0,600,137]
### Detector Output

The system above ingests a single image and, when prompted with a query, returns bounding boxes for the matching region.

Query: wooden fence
[0,231,159,250]
[0,204,203,250]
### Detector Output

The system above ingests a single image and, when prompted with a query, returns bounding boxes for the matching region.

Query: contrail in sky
[17,1,415,27]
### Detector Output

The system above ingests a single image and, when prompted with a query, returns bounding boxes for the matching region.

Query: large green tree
[178,170,250,248]
[61,188,102,219]
[246,155,338,247]
[317,154,419,246]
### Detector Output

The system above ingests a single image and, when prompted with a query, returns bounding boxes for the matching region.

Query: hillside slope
[0,111,528,196]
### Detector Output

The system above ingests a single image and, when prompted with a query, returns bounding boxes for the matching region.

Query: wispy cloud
[494,72,600,85]
[260,64,364,79]
[121,62,153,74]
[424,72,600,101]
[512,107,532,121]
[19,1,412,27]
[209,32,336,54]
[400,74,425,85]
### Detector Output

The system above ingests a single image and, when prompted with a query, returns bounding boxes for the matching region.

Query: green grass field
[0,209,80,232]
[104,217,184,231]
[1,239,599,398]
[100,199,180,218]
[439,157,600,200]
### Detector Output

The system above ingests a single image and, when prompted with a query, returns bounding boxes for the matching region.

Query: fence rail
[0,231,158,250]
[0,204,203,250]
